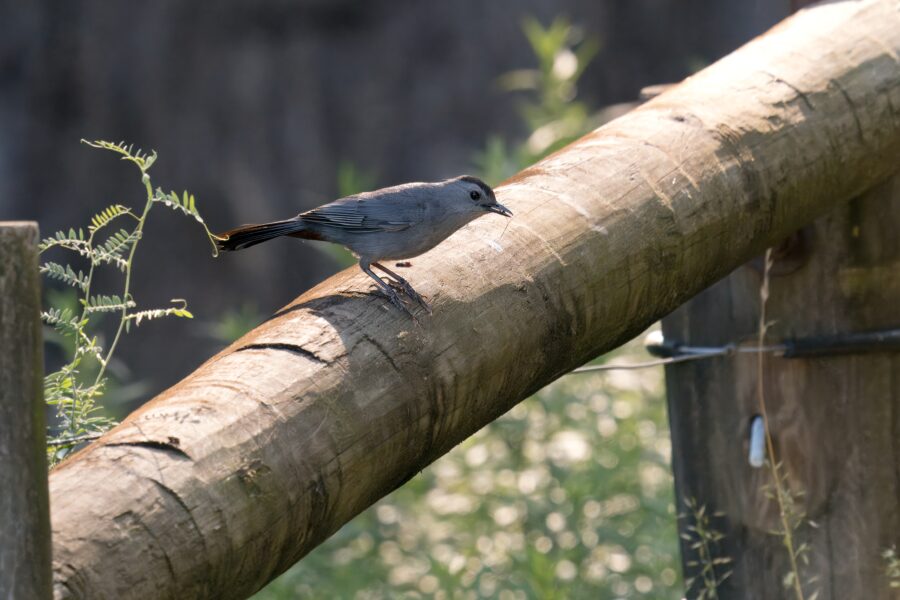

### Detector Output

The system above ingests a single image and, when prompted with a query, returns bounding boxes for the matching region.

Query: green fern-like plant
[41,139,220,463]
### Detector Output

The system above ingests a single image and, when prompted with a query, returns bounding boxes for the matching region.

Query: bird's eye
[470,190,481,201]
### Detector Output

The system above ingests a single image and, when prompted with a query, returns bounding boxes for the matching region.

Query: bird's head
[447,175,513,218]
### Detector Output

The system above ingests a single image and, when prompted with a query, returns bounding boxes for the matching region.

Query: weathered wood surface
[0,222,51,599]
[49,1,900,598]
[664,1,900,598]
[664,179,900,599]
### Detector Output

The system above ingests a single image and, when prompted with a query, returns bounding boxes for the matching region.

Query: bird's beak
[486,203,513,217]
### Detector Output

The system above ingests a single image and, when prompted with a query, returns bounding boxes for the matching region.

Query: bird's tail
[215,218,304,252]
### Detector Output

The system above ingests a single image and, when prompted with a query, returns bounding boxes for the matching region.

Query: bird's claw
[387,280,431,314]
[380,286,419,323]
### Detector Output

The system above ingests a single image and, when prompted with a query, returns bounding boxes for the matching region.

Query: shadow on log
[49,1,900,598]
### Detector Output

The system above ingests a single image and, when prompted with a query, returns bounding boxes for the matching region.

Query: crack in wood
[106,440,192,461]
[763,70,815,111]
[360,334,401,374]
[832,78,867,146]
[236,342,327,364]
[150,479,210,571]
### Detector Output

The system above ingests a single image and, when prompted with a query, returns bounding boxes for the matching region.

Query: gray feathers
[299,197,416,234]
[217,175,509,263]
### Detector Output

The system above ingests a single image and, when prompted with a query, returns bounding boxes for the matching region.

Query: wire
[571,344,785,374]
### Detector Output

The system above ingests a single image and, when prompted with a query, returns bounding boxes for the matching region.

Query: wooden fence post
[0,222,51,599]
[662,176,900,597]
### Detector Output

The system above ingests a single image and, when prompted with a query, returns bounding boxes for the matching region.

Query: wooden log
[664,0,900,597]
[0,222,51,599]
[49,1,900,598]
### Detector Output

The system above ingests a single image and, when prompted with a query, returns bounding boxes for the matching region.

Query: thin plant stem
[756,247,805,600]
[696,526,719,597]
[67,227,98,430]
[93,172,153,388]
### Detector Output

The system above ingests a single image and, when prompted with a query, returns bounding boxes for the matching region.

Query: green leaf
[89,245,129,270]
[84,294,135,313]
[39,229,91,254]
[152,188,205,224]
[41,307,84,337]
[89,204,134,233]
[125,299,193,327]
[40,262,89,291]
[150,187,221,257]
[101,228,141,257]
[81,139,157,172]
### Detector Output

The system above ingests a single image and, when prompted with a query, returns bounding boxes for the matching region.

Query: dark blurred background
[1,0,786,410]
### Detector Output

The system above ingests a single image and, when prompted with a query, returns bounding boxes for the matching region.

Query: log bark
[0,222,51,599]
[49,1,900,598]
[665,1,900,596]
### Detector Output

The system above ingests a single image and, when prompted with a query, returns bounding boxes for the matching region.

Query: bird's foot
[379,286,419,322]
[387,280,432,314]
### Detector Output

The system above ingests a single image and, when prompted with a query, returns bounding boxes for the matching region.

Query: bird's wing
[299,194,421,233]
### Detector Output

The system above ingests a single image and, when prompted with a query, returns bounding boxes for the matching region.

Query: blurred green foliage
[337,160,379,200]
[476,17,601,185]
[254,17,681,600]
[206,302,265,344]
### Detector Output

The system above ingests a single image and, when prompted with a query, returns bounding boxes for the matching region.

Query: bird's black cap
[457,175,496,201]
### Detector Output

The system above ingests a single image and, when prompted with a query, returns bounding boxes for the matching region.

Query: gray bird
[215,176,512,315]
